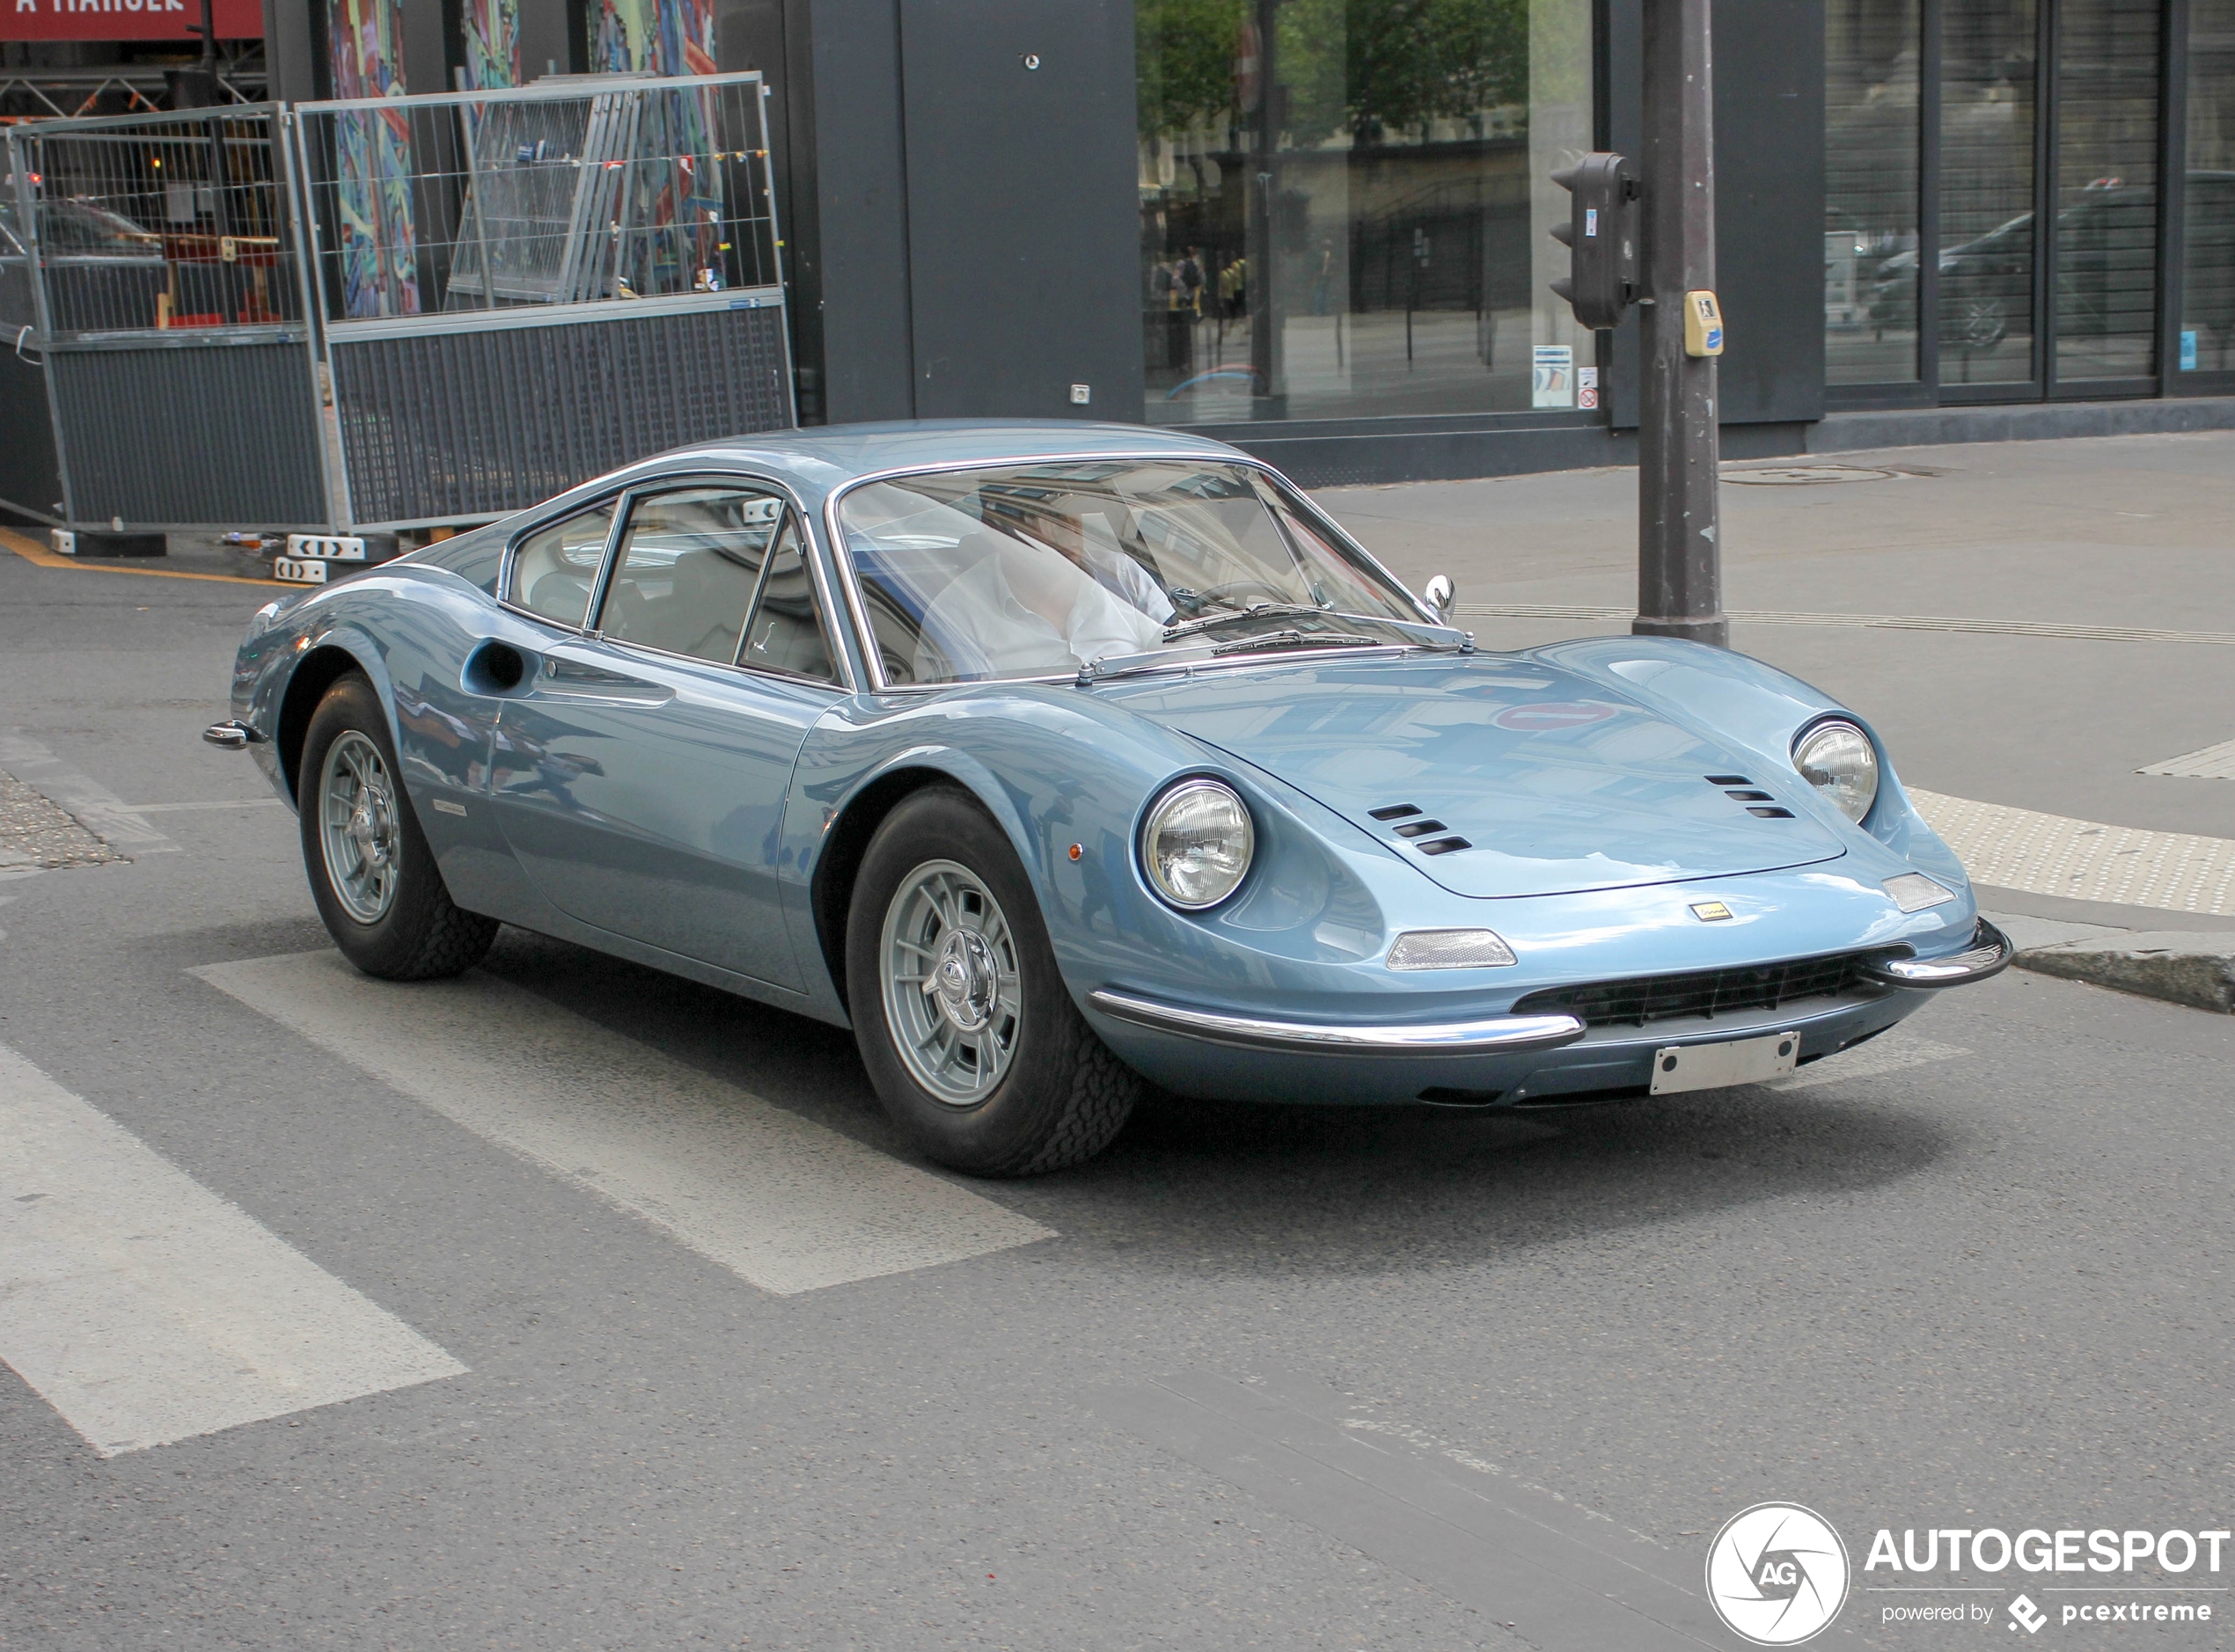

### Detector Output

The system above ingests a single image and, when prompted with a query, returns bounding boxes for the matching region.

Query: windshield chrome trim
[821,449,1448,694]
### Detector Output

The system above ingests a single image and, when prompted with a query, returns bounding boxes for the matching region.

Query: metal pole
[1635,0,1726,647]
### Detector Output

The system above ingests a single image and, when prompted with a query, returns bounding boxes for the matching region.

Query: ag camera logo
[1707,1502,1851,1645]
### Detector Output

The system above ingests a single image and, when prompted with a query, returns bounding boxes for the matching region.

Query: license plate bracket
[1649,1028,1802,1094]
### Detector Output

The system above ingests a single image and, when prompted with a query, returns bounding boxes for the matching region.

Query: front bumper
[1083,921,2012,1106]
[1857,917,2012,987]
[1087,990,1586,1056]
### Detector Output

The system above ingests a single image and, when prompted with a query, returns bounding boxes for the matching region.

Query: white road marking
[0,732,177,856]
[1766,1032,1968,1093]
[0,1041,465,1458]
[2139,738,2235,780]
[1909,789,2235,917]
[192,952,1055,1297]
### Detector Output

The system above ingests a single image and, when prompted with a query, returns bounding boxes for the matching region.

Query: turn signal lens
[1386,929,1518,970]
[1883,873,1956,912]
[1793,719,1880,824]
[1140,778,1254,910]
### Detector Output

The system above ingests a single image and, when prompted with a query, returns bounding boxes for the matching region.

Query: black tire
[846,786,1139,1176]
[299,672,498,980]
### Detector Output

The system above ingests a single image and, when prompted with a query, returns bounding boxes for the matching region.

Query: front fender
[1528,634,1970,890]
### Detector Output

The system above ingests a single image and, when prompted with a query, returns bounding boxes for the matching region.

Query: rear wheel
[299,672,498,980]
[846,787,1139,1175]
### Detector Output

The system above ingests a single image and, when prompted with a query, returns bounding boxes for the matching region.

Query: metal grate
[47,340,326,524]
[7,106,302,340]
[1511,950,1884,1028]
[328,302,792,524]
[294,77,782,324]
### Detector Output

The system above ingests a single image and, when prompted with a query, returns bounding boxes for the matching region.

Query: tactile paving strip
[2139,739,2235,779]
[1909,789,2235,917]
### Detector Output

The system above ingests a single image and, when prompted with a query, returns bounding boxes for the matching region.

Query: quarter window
[509,501,617,628]
[597,487,785,665]
[738,515,839,683]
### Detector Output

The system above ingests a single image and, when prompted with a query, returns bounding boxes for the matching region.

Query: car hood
[1100,654,1849,899]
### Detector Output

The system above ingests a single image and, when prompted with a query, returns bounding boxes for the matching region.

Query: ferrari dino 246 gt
[210,421,2008,1174]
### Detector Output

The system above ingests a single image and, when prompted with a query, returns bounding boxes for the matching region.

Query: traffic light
[1549,154,1640,330]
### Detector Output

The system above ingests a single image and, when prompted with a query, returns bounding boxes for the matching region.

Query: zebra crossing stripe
[191,952,1055,1297]
[0,1040,465,1458]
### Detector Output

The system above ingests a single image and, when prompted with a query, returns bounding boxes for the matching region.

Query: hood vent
[1705,773,1795,820]
[1369,800,1471,857]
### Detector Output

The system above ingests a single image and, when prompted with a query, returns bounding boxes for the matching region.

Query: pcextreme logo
[1705,1502,1851,1646]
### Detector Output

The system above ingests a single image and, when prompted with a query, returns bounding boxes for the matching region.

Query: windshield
[837,460,1430,685]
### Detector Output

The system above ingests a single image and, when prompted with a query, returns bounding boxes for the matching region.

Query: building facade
[12,0,2234,487]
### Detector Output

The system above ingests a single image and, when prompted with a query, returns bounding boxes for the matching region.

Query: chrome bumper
[202,719,262,750]
[1086,989,1587,1056]
[1858,917,2013,988]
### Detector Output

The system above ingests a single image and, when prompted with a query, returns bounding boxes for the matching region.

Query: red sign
[1,0,263,43]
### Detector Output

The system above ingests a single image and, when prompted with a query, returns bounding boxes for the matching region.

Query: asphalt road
[4,493,2234,1651]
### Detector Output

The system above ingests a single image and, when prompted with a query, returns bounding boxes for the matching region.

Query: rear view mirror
[1423,574,1456,618]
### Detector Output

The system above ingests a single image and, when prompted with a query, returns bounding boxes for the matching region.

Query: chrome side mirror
[1423,574,1456,618]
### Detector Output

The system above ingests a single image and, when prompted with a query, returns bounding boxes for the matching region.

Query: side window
[738,516,839,683]
[596,487,781,665]
[509,501,617,628]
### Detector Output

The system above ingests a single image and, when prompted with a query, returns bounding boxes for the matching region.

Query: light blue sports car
[209,422,2010,1174]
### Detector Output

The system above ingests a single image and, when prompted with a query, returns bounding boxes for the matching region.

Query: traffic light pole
[1635,0,1727,647]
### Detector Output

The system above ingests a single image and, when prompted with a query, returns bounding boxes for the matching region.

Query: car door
[487,482,844,993]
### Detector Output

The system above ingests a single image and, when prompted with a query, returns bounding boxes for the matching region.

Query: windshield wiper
[1209,629,1381,656]
[1161,603,1329,642]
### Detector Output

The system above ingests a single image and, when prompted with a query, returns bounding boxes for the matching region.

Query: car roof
[627,420,1256,501]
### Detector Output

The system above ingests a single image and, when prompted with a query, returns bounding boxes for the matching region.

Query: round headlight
[1793,719,1880,824]
[1140,778,1254,910]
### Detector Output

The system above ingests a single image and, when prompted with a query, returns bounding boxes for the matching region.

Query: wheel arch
[807,756,1044,1015]
[275,639,390,803]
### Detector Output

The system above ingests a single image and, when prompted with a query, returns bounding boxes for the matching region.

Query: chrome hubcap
[881,859,1020,1106]
[319,730,399,925]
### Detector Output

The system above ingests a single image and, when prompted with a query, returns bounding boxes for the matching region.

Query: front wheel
[846,787,1139,1175]
[299,672,498,980]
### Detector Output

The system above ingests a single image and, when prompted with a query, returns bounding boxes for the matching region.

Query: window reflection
[2183,0,2235,373]
[1827,0,1920,384]
[1939,0,2038,384]
[2054,0,2159,383]
[1137,0,1594,423]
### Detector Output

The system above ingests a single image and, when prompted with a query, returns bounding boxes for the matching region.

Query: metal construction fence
[4,105,326,527]
[0,73,794,533]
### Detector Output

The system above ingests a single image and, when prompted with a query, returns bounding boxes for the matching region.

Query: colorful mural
[591,0,723,299]
[461,0,521,91]
[327,0,420,317]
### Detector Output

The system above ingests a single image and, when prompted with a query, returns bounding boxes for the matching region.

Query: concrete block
[2014,933,2235,1014]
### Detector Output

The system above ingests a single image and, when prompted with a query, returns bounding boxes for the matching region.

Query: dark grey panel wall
[897,0,1142,420]
[799,0,917,422]
[1607,0,1827,428]
[47,340,326,527]
[0,352,62,523]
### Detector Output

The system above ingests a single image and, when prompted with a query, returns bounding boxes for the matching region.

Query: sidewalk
[1317,429,2235,1006]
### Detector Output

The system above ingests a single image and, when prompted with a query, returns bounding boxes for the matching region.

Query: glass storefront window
[1939,0,2038,385]
[2183,0,2235,374]
[1826,0,1921,384]
[2054,0,2158,383]
[1135,0,1594,424]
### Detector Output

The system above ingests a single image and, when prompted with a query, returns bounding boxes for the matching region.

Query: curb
[2012,932,2235,1015]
